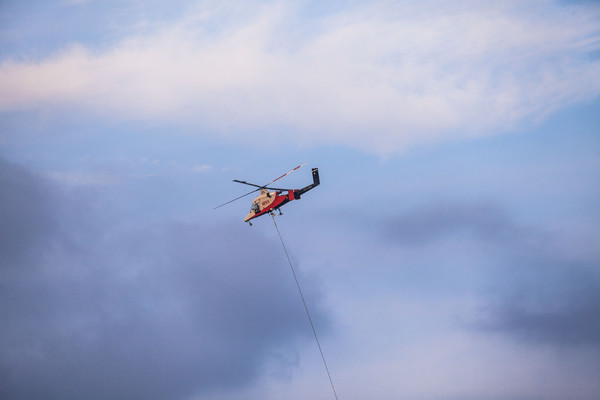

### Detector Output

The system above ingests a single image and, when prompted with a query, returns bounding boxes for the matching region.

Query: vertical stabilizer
[312,168,320,186]
[294,167,320,198]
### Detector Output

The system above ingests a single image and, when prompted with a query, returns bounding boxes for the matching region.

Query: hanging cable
[271,213,339,400]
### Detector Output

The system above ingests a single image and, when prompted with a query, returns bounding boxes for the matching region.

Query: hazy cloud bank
[0,157,326,400]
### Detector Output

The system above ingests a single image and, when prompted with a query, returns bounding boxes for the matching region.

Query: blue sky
[1,1,599,399]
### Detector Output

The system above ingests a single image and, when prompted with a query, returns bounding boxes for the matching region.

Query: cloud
[192,164,212,173]
[47,170,123,185]
[486,276,600,346]
[481,249,600,347]
[0,157,328,400]
[382,200,600,348]
[383,201,515,245]
[0,158,58,268]
[1,0,599,153]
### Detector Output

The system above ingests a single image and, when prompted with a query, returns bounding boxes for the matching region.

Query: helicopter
[214,163,320,225]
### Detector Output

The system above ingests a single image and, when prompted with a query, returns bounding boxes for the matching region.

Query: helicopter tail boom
[293,168,319,199]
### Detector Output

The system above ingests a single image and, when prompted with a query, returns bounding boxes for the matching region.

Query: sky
[1,0,599,399]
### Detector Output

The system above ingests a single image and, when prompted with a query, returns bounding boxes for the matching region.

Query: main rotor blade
[233,182,294,192]
[213,187,260,209]
[232,179,292,193]
[214,163,306,210]
[264,162,306,187]
[232,180,263,188]
[233,162,306,189]
[263,186,293,191]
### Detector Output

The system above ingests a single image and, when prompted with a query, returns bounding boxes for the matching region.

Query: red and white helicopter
[214,163,320,225]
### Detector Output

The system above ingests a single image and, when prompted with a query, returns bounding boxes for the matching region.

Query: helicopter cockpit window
[252,203,260,213]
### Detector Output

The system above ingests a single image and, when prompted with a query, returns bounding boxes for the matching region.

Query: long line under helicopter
[271,213,339,400]
[214,164,338,399]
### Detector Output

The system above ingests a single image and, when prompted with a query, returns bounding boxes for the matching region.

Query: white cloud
[1,0,599,153]
[192,164,212,173]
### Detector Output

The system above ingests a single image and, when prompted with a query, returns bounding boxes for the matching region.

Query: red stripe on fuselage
[246,192,295,221]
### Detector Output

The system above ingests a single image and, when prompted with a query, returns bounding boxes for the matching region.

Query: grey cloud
[383,200,600,348]
[0,158,326,400]
[481,259,600,347]
[383,201,516,245]
[0,158,58,268]
[488,294,600,347]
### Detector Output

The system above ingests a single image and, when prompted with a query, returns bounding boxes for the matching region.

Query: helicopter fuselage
[244,189,293,222]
